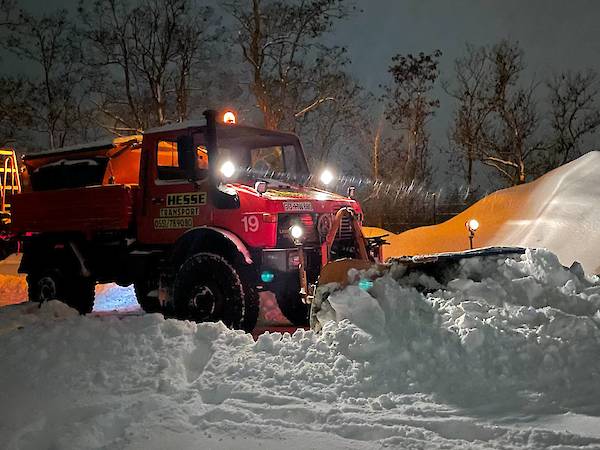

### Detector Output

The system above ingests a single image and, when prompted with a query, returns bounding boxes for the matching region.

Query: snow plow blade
[310,246,526,332]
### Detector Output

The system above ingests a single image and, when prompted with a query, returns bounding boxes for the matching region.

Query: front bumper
[254,247,321,292]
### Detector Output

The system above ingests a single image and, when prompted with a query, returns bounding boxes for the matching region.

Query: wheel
[70,278,95,314]
[27,268,95,314]
[27,269,62,304]
[173,253,259,331]
[239,269,259,332]
[134,277,161,313]
[275,280,309,326]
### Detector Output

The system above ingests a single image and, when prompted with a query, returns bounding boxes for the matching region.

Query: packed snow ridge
[2,249,600,449]
[382,151,600,274]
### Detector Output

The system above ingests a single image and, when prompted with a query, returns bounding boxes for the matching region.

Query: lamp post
[465,219,479,249]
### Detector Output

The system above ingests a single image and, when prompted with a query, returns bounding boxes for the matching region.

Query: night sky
[18,0,600,90]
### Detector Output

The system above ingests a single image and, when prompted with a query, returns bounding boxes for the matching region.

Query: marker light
[289,224,304,241]
[320,169,334,185]
[223,111,236,124]
[220,160,236,178]
[466,219,479,232]
[358,279,374,290]
[261,270,275,283]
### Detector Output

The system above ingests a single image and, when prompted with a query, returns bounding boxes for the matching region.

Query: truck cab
[13,110,366,330]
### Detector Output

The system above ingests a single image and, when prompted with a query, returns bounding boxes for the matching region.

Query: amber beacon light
[223,111,236,124]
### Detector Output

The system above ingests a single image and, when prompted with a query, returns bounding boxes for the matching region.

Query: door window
[157,140,209,181]
[157,141,185,180]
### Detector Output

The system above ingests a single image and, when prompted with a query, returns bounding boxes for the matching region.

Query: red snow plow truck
[11,110,378,330]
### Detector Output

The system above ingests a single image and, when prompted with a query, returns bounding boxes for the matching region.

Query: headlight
[220,160,236,178]
[319,169,334,185]
[289,224,304,241]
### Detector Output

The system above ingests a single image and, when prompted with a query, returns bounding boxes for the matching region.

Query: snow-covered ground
[3,153,600,448]
[2,249,600,449]
[374,151,600,274]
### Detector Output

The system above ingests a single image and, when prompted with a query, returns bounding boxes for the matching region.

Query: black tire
[27,268,95,314]
[70,277,96,314]
[276,280,309,326]
[134,277,161,313]
[239,270,260,332]
[173,252,258,331]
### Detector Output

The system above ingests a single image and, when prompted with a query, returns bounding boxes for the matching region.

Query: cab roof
[23,122,299,161]
[145,121,299,141]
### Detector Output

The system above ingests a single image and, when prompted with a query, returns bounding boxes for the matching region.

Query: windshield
[220,144,307,179]
[219,144,309,185]
[194,130,309,184]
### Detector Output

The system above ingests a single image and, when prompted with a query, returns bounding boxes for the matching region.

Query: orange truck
[11,110,378,330]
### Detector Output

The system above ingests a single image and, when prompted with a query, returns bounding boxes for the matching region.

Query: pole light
[465,218,479,249]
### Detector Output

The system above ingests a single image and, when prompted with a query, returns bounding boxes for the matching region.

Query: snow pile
[2,251,600,449]
[317,249,600,408]
[0,300,78,336]
[379,151,600,274]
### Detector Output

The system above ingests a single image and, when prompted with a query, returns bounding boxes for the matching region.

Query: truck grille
[337,214,354,241]
[276,211,356,247]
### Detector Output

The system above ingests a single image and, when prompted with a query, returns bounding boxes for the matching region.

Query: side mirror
[255,180,268,194]
[177,135,196,181]
[347,186,356,199]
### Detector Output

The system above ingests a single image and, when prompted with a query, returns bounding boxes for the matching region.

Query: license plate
[283,201,313,212]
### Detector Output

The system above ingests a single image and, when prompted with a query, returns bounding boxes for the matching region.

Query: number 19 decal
[242,215,259,232]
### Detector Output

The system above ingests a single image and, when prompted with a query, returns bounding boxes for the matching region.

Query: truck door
[138,134,212,244]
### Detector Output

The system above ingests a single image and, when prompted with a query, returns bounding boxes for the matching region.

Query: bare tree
[0,77,32,147]
[4,9,91,149]
[0,1,29,146]
[0,0,17,27]
[295,57,369,168]
[78,0,225,133]
[449,41,545,187]
[384,50,442,184]
[445,45,492,194]
[224,0,356,131]
[481,42,542,185]
[546,70,600,168]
